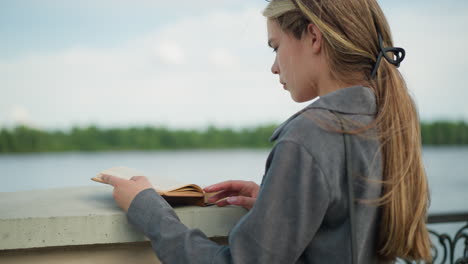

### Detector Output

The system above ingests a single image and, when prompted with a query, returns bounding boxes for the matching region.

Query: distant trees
[0,121,466,153]
[0,124,277,153]
[420,121,468,145]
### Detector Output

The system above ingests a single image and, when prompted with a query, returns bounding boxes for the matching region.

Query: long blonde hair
[263,0,431,262]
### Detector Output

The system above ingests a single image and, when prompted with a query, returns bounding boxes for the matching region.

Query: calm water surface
[1,146,467,213]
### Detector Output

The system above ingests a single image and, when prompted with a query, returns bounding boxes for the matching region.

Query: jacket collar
[269,85,377,142]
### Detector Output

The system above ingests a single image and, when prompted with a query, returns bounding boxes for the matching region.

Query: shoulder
[273,108,342,158]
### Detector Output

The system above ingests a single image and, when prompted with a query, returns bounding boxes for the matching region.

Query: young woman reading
[101,0,432,262]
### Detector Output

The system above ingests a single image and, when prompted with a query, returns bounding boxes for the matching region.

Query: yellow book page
[92,166,201,196]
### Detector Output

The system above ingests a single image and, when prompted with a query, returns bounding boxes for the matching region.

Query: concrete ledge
[0,186,247,250]
[0,242,160,264]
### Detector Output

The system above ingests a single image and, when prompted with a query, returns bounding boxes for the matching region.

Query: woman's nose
[271,57,279,74]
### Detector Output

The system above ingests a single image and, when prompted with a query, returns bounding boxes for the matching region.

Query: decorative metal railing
[404,211,468,264]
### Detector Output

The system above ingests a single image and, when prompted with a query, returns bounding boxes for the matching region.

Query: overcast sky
[1,0,467,130]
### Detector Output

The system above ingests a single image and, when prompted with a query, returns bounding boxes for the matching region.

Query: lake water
[1,147,467,260]
[1,147,467,213]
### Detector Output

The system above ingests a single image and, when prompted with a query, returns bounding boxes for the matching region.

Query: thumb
[101,174,126,187]
[130,176,147,182]
[226,196,256,210]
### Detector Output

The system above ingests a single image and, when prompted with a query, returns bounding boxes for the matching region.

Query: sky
[1,0,467,130]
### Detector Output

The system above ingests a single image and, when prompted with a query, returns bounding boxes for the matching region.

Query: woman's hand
[203,180,260,210]
[100,174,153,212]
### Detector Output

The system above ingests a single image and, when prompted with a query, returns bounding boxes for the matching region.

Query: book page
[95,166,193,193]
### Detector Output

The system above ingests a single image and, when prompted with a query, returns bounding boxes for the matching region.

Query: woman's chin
[289,90,320,103]
[290,94,305,103]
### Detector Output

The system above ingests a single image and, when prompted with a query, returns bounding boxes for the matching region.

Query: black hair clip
[371,33,406,79]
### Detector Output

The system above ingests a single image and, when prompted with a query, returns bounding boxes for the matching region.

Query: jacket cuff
[126,188,178,234]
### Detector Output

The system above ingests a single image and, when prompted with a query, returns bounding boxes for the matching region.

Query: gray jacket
[127,85,383,263]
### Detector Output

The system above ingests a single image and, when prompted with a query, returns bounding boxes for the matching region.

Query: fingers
[226,196,256,209]
[131,176,153,190]
[213,197,230,207]
[203,180,249,193]
[215,196,256,210]
[203,180,235,192]
[100,174,127,187]
[207,190,239,203]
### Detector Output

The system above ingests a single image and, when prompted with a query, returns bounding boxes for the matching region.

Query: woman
[101,0,432,262]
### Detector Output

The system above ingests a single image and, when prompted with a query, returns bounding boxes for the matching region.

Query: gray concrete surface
[0,242,161,264]
[0,186,247,250]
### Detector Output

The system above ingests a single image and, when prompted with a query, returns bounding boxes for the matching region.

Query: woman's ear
[306,23,322,54]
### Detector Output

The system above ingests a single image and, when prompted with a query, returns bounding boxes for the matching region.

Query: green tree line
[0,124,277,153]
[0,121,467,153]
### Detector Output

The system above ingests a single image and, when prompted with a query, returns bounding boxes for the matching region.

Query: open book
[92,166,217,207]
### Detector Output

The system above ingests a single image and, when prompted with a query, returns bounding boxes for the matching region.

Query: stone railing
[0,186,247,264]
[1,187,466,264]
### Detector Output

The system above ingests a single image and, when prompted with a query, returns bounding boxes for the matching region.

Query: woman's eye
[272,47,278,53]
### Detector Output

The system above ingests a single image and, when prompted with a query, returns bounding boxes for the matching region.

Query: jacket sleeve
[126,140,330,264]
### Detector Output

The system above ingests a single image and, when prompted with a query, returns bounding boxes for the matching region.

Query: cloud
[153,40,186,65]
[10,105,32,124]
[209,48,239,68]
[0,3,467,130]
[387,6,468,120]
[0,7,299,129]
[0,105,36,128]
